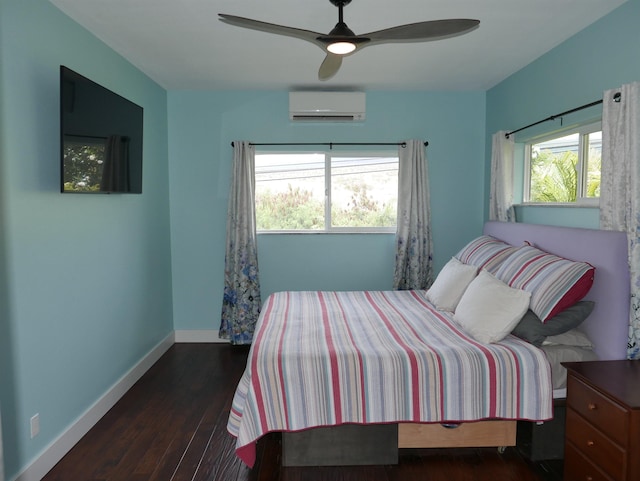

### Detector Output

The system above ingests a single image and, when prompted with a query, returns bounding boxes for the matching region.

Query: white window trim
[522,121,601,205]
[256,227,398,237]
[255,149,398,234]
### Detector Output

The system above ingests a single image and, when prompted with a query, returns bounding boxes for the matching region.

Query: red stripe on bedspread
[407,291,449,417]
[249,294,274,436]
[407,290,512,417]
[227,290,552,467]
[365,291,423,420]
[318,292,344,424]
[276,292,291,430]
[335,293,368,421]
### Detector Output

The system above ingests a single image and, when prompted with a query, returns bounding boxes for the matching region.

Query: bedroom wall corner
[174,330,229,343]
[1,1,173,479]
[484,0,640,227]
[0,1,11,479]
[12,334,174,481]
[167,90,487,333]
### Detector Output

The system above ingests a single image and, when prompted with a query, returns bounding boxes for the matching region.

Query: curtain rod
[504,92,622,139]
[231,141,428,148]
[505,100,602,138]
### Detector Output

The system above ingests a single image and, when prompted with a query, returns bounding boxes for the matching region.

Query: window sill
[515,202,599,208]
[257,229,396,235]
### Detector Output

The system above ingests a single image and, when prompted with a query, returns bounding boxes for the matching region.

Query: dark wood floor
[42,344,563,481]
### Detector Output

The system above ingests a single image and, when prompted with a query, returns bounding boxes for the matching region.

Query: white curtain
[599,81,640,360]
[219,141,262,345]
[489,131,515,222]
[393,139,433,290]
[100,135,130,192]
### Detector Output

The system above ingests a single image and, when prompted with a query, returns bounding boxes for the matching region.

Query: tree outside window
[526,124,601,204]
[255,152,398,232]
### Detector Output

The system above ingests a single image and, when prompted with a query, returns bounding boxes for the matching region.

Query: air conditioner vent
[289,92,365,122]
[291,114,359,122]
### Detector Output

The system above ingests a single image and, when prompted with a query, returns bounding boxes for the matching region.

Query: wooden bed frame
[282,221,631,465]
[398,420,516,448]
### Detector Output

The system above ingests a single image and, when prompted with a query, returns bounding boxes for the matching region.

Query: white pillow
[455,270,531,343]
[543,329,593,348]
[426,257,478,311]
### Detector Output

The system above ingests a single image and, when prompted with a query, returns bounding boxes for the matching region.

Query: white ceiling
[48,0,627,91]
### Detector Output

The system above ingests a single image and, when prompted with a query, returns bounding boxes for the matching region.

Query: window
[255,151,399,232]
[524,122,601,204]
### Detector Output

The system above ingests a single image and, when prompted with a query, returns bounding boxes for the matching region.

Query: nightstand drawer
[566,408,625,481]
[565,443,617,481]
[567,376,629,446]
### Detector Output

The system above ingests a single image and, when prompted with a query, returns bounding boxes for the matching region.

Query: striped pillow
[456,235,518,274]
[494,245,595,322]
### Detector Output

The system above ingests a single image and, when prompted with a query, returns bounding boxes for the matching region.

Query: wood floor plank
[196,426,244,481]
[250,434,281,481]
[41,344,561,481]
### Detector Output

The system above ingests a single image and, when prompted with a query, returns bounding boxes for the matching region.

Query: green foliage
[63,142,104,192]
[256,182,395,230]
[332,183,395,227]
[256,185,324,230]
[530,150,578,202]
[530,146,602,202]
[586,151,601,198]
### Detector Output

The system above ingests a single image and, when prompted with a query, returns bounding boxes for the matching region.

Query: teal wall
[0,1,173,479]
[168,90,486,330]
[486,0,640,228]
[2,0,639,478]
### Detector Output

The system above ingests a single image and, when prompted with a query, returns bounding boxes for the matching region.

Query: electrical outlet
[30,413,40,439]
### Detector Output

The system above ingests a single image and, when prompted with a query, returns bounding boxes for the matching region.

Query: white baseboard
[174,329,229,343]
[13,333,175,481]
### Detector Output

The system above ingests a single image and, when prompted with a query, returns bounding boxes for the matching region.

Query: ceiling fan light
[327,41,356,55]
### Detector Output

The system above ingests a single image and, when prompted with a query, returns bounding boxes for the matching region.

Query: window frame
[255,149,399,234]
[522,121,601,206]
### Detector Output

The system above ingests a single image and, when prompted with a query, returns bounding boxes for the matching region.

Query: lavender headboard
[483,221,629,361]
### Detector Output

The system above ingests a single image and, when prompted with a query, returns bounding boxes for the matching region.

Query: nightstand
[562,360,640,481]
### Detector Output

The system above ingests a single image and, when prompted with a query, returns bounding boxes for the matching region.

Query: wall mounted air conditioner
[289,91,365,122]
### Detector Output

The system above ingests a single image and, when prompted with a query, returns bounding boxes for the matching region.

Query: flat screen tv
[60,66,143,193]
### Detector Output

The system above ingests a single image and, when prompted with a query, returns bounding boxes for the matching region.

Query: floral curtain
[599,81,640,360]
[489,131,516,222]
[219,141,262,345]
[393,139,433,290]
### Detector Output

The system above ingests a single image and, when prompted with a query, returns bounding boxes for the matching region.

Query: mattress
[227,290,553,466]
[542,343,598,397]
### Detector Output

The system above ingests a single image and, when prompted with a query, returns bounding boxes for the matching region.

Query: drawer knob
[588,402,597,410]
[586,440,595,447]
[586,477,593,481]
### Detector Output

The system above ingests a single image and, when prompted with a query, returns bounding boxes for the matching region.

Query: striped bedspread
[227,290,553,466]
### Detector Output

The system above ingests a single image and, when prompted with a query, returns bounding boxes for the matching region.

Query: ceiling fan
[219,0,480,81]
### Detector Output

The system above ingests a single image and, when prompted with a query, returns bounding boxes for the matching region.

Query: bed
[483,221,629,363]
[227,221,630,467]
[484,222,630,461]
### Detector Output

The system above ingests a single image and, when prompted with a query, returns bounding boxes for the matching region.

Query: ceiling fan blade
[318,53,343,80]
[363,19,479,46]
[219,14,325,49]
